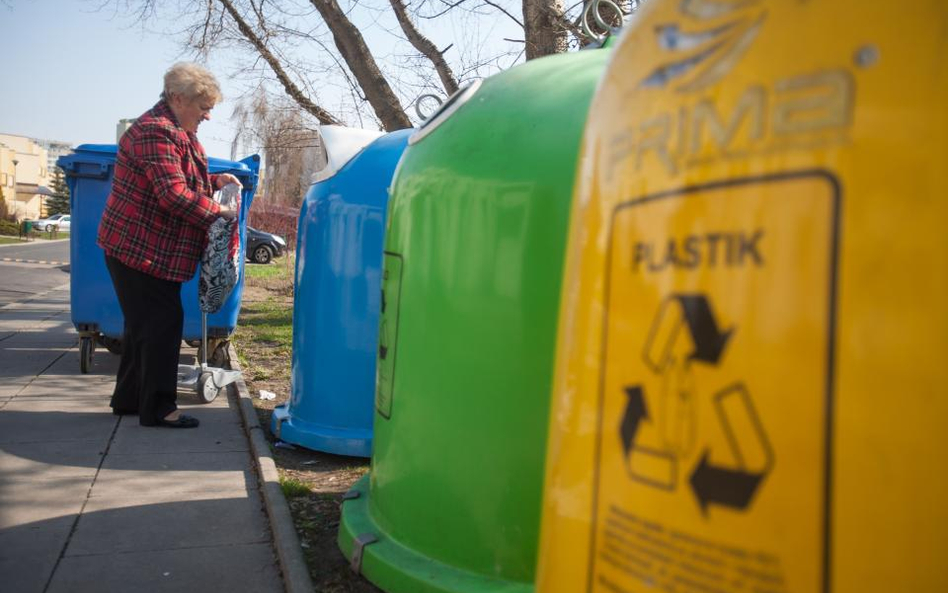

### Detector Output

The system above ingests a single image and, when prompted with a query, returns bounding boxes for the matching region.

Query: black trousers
[105,255,184,426]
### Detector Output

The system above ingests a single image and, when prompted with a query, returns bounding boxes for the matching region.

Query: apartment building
[0,133,60,222]
[37,138,75,177]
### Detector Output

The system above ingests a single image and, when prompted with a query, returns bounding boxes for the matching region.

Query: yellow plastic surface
[536,1,948,592]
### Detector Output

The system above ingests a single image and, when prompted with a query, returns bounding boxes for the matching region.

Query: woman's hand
[215,174,243,189]
[218,205,239,220]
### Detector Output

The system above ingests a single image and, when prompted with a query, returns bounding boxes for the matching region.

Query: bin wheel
[97,336,123,355]
[197,371,222,404]
[79,337,94,374]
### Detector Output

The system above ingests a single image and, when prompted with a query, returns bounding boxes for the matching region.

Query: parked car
[31,213,70,232]
[246,226,286,264]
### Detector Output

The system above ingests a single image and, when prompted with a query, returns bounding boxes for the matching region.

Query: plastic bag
[199,183,242,314]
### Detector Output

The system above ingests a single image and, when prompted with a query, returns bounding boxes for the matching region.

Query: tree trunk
[309,0,414,131]
[388,0,459,95]
[218,0,343,126]
[522,0,568,60]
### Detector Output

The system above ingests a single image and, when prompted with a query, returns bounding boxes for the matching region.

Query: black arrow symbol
[619,386,649,457]
[689,450,765,515]
[676,294,733,365]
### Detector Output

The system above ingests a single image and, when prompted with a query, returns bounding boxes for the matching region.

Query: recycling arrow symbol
[676,295,733,364]
[688,383,774,515]
[620,293,773,514]
[643,294,734,373]
[619,386,648,458]
[689,450,764,513]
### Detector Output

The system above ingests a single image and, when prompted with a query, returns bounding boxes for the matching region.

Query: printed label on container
[589,172,840,593]
[376,251,403,419]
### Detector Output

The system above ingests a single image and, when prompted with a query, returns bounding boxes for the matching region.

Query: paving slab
[47,542,283,593]
[0,439,105,481]
[109,419,248,455]
[0,268,285,593]
[16,374,116,396]
[5,326,76,341]
[0,383,27,401]
[10,392,113,402]
[0,478,91,528]
[66,494,271,556]
[0,514,75,593]
[91,451,255,497]
[0,350,75,381]
[0,315,67,333]
[0,406,117,444]
[175,396,244,423]
[0,396,112,413]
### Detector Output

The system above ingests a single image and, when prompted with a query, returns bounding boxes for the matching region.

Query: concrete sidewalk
[0,284,285,592]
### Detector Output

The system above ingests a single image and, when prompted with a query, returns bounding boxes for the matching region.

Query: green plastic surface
[339,48,610,593]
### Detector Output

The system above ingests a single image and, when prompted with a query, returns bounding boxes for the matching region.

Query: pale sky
[2,0,526,163]
[1,0,244,159]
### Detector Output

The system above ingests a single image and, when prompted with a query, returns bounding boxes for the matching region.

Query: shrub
[248,202,298,251]
[0,219,20,236]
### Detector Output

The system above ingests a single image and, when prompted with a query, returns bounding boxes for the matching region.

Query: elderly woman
[97,62,241,428]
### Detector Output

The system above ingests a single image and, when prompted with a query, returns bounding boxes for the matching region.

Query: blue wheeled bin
[57,144,260,374]
[270,128,410,457]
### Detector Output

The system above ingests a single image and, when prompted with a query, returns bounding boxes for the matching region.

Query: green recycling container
[338,47,610,593]
[21,220,33,236]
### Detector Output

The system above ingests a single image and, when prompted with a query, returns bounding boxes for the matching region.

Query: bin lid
[60,144,257,176]
[311,126,385,184]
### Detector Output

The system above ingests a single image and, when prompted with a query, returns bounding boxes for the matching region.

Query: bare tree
[110,0,573,130]
[523,0,568,59]
[104,0,645,215]
[105,0,649,172]
[389,0,459,94]
[231,90,322,206]
[216,0,343,126]
[307,0,413,130]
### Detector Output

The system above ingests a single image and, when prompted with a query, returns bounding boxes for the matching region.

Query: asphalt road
[0,240,71,308]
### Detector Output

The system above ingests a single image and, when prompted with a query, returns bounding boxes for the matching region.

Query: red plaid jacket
[97,100,223,282]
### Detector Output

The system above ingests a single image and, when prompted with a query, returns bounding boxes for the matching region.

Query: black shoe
[156,414,200,428]
[112,408,138,416]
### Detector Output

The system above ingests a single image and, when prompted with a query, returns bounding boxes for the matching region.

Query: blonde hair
[162,62,222,103]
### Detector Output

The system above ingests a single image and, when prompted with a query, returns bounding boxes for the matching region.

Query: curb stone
[228,342,315,593]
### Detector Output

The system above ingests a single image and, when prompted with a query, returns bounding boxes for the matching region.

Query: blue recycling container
[270,129,411,457]
[58,144,259,372]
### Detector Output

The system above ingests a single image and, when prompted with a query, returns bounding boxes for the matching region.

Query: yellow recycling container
[537,2,948,593]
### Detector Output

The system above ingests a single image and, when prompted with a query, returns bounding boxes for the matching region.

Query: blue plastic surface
[58,144,260,342]
[270,129,411,457]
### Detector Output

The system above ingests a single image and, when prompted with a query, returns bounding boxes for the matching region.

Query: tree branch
[217,0,343,125]
[388,0,459,95]
[482,0,523,27]
[308,0,412,130]
[422,0,471,20]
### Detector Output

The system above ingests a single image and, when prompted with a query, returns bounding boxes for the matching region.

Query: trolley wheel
[79,337,94,374]
[197,339,231,367]
[210,340,231,367]
[197,371,222,404]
